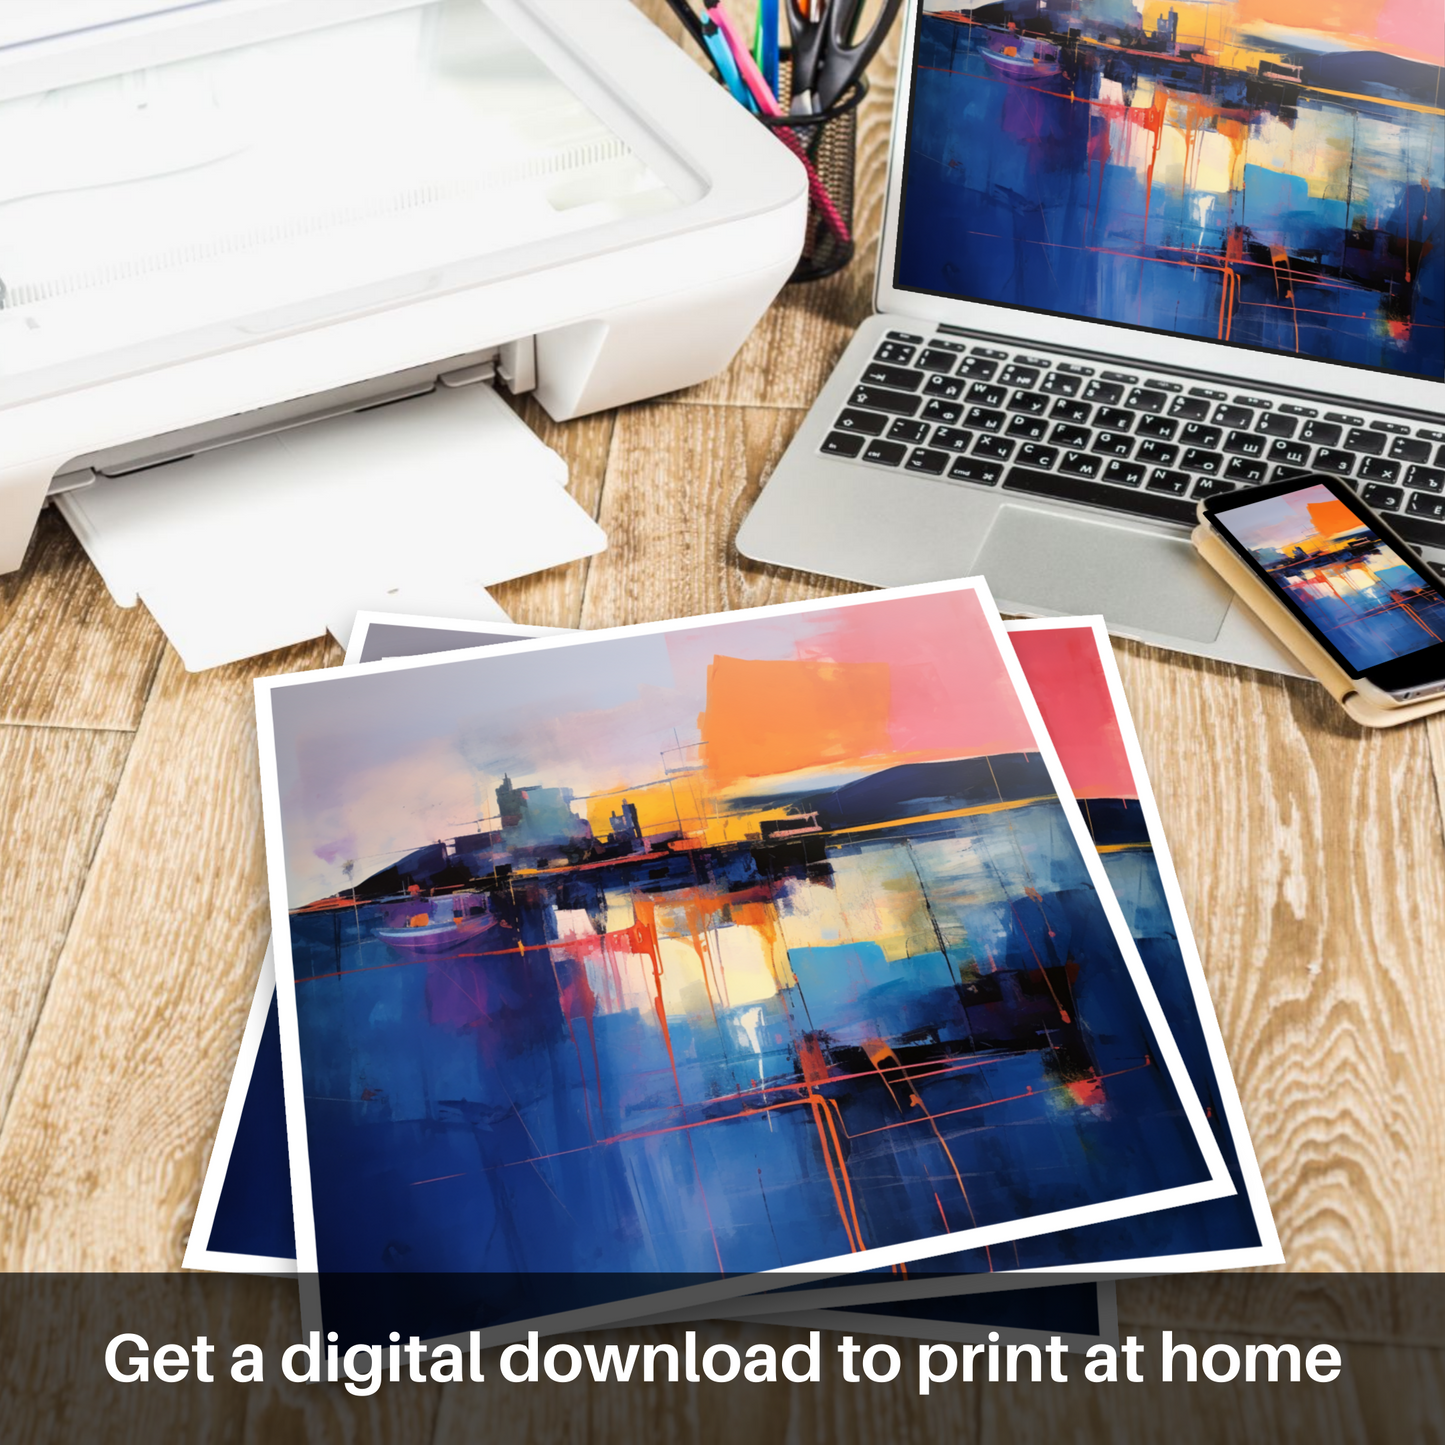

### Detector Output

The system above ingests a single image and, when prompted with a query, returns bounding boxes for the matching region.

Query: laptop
[737,0,1445,673]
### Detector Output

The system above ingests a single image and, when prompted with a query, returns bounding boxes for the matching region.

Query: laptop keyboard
[822,330,1445,553]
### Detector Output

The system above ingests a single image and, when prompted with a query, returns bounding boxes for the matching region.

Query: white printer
[0,0,806,664]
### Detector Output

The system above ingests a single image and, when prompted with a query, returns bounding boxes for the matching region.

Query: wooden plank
[431,1322,981,1445]
[0,509,165,731]
[490,397,614,630]
[982,1325,1418,1444]
[0,725,133,1127]
[1108,639,1445,1271]
[0,640,332,1269]
[579,403,866,630]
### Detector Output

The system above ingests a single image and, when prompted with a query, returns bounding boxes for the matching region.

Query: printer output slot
[46,338,539,496]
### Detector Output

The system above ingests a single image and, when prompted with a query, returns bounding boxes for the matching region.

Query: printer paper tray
[56,383,605,671]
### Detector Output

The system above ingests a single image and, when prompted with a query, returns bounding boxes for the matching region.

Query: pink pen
[706,1,853,248]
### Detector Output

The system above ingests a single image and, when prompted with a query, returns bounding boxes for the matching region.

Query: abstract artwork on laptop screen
[899,0,1444,378]
[261,584,1224,1280]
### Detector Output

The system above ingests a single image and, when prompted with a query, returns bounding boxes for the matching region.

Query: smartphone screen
[1206,477,1445,693]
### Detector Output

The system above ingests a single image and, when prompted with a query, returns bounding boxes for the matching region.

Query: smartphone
[1201,474,1445,705]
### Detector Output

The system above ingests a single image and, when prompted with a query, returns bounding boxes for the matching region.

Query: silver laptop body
[738,2,1445,674]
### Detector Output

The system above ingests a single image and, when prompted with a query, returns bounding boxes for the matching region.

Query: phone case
[1192,521,1445,729]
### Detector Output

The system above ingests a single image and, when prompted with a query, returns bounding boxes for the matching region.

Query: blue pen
[700,13,756,110]
[758,0,780,98]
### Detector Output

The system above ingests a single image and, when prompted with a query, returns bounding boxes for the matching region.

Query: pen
[753,0,780,98]
[705,3,852,247]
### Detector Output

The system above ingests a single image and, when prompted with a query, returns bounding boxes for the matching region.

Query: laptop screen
[893,1,1444,383]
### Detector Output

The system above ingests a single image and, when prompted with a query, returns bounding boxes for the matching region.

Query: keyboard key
[1057,362,1094,375]
[1093,432,1134,457]
[1050,398,1092,424]
[1060,451,1103,478]
[1325,411,1363,426]
[1169,395,1212,421]
[1041,372,1081,397]
[1003,465,1197,523]
[1314,448,1354,475]
[1369,419,1409,434]
[923,374,966,400]
[916,348,959,373]
[1406,465,1445,493]
[973,435,1015,460]
[835,408,889,435]
[1192,476,1236,499]
[1407,491,1445,522]
[906,447,951,475]
[957,356,999,380]
[948,456,1004,485]
[1095,406,1134,432]
[1300,420,1341,446]
[1101,370,1138,384]
[1051,423,1091,450]
[1189,386,1229,400]
[1215,404,1254,429]
[1017,444,1059,469]
[1126,388,1167,413]
[1083,380,1124,405]
[1008,390,1050,415]
[1182,448,1224,474]
[1234,395,1272,409]
[998,364,1040,389]
[1420,429,1445,443]
[850,384,921,417]
[1180,423,1222,448]
[1014,354,1051,368]
[929,339,968,352]
[1438,445,1445,466]
[1269,438,1311,467]
[966,382,1008,407]
[930,427,973,452]
[1256,413,1298,438]
[1358,457,1400,483]
[922,397,963,424]
[1136,440,1178,467]
[886,330,924,343]
[1280,403,1318,417]
[1145,378,1182,392]
[887,418,932,444]
[874,342,917,365]
[861,438,907,466]
[1389,436,1432,464]
[1272,464,1315,482]
[971,346,1008,359]
[964,406,1006,432]
[1006,414,1048,441]
[1223,430,1266,458]
[1362,483,1403,511]
[1395,513,1445,550]
[821,431,865,457]
[1224,456,1267,483]
[1146,468,1190,494]
[1343,428,1384,455]
[1104,460,1146,487]
[862,363,925,390]
[1136,414,1179,440]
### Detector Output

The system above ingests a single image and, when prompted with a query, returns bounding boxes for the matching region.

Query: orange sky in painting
[701,657,893,794]
[1307,496,1363,537]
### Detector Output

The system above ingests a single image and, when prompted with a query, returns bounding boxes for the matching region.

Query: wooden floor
[1,5,1443,1440]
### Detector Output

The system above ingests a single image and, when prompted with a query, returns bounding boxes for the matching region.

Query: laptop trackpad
[975,505,1233,643]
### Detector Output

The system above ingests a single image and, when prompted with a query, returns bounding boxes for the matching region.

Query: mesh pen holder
[759,65,867,283]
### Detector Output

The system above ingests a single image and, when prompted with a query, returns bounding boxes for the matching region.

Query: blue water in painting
[897,15,1445,380]
[285,797,1212,1278]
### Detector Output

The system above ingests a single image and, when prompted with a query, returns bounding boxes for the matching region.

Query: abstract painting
[1220,481,1445,666]
[900,0,1444,378]
[258,584,1225,1300]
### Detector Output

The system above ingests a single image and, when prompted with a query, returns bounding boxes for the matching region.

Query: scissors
[785,0,903,114]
